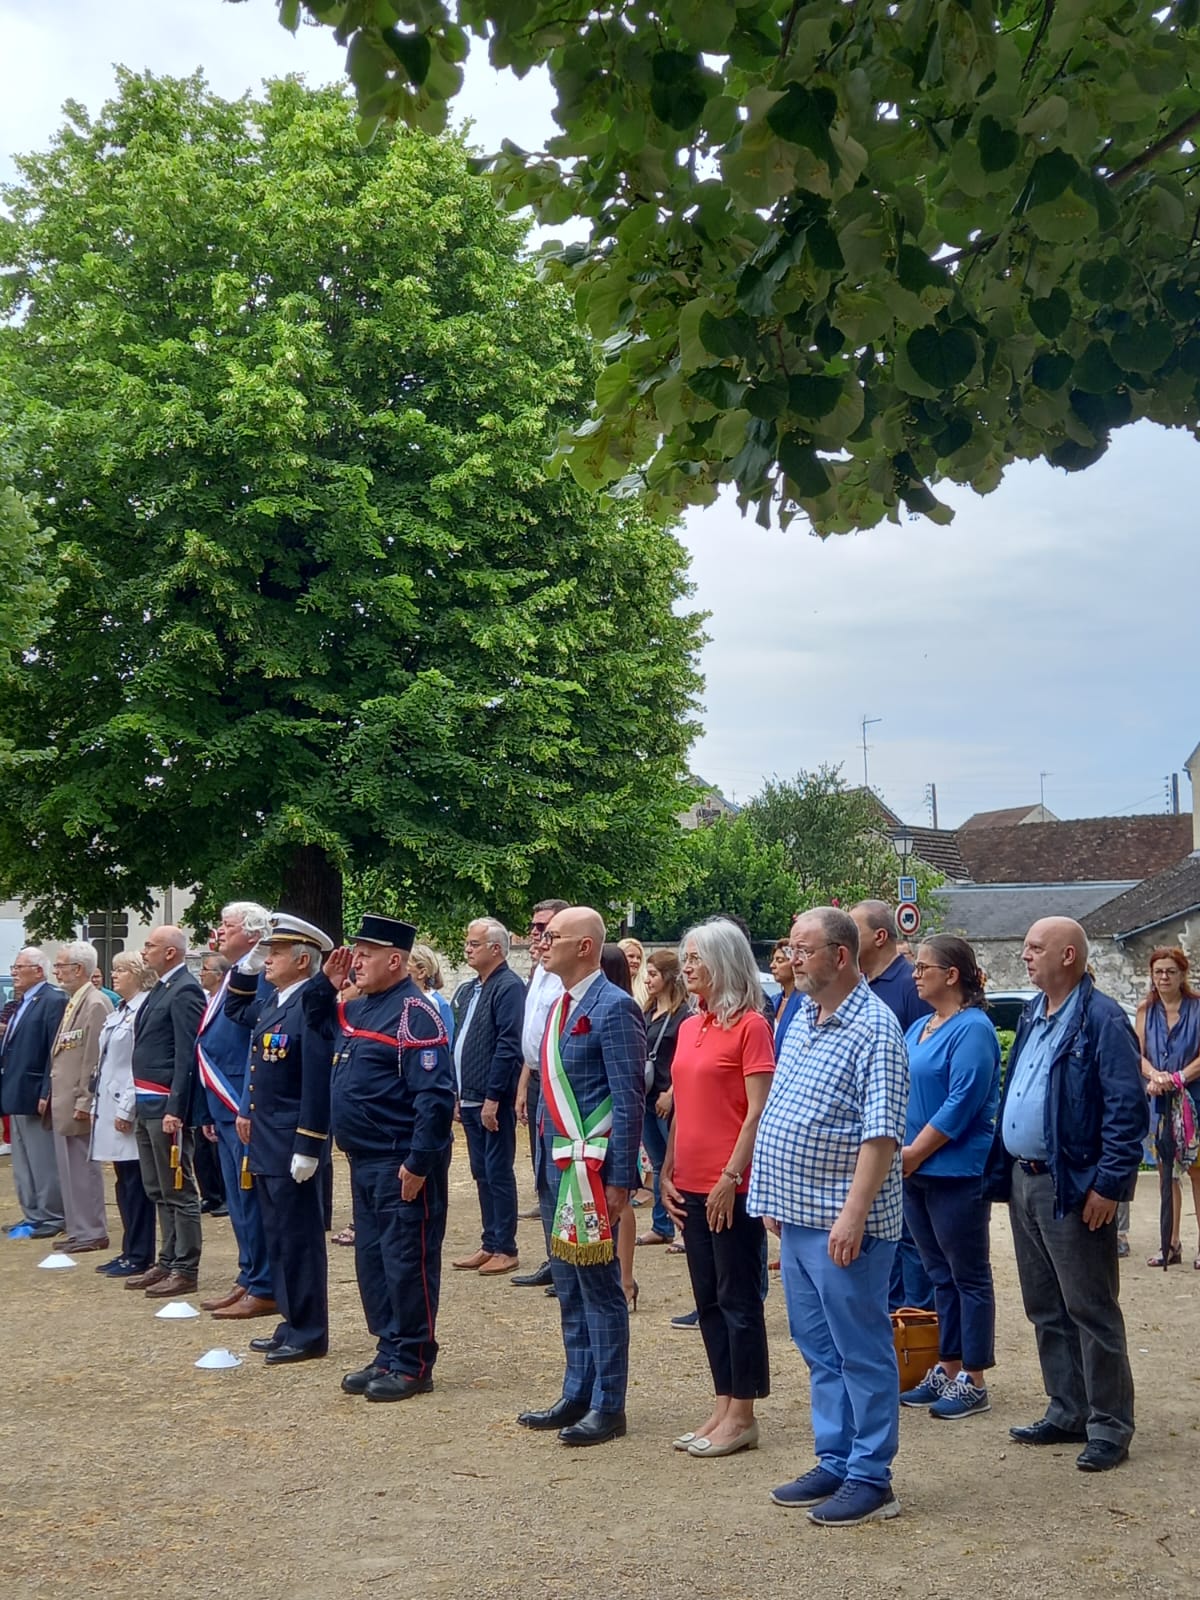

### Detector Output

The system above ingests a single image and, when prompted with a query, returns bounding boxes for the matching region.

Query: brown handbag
[890,1306,940,1375]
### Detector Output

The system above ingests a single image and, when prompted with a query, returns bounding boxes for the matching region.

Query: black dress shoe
[1009,1419,1088,1446]
[264,1343,327,1365]
[517,1396,589,1431]
[341,1363,387,1395]
[512,1261,554,1288]
[29,1223,63,1239]
[249,1335,284,1353]
[559,1408,627,1446]
[1077,1439,1129,1472]
[364,1372,434,1402]
[544,1285,558,1298]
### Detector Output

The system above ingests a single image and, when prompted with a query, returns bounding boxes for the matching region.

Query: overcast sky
[3,0,1197,829]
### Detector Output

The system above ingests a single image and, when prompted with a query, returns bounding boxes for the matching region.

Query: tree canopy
[263,0,1200,532]
[637,812,799,942]
[0,73,703,939]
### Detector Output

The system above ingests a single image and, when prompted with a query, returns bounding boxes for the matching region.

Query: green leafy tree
[637,813,799,943]
[262,0,1200,531]
[744,767,943,917]
[0,73,703,940]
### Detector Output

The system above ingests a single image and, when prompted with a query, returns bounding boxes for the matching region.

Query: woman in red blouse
[662,918,775,1458]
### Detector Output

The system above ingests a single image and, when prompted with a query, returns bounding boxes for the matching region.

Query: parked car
[758,971,782,1004]
[0,973,14,1007]
[983,988,1037,1033]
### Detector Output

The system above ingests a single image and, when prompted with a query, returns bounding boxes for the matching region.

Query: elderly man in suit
[517,906,646,1446]
[195,901,278,1322]
[227,913,335,1365]
[45,941,112,1252]
[0,948,68,1240]
[126,924,206,1297]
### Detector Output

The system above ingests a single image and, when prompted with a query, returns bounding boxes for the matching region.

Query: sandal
[332,1226,356,1247]
[636,1230,669,1247]
[666,1241,686,1255]
[1147,1244,1182,1266]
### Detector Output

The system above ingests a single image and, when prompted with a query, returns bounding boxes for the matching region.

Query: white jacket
[89,992,146,1163]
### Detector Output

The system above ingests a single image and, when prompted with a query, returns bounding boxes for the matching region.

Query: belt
[1016,1158,1050,1176]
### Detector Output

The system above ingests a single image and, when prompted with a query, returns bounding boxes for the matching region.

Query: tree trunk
[280,844,344,945]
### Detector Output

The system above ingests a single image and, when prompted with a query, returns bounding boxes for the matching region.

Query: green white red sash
[540,994,614,1265]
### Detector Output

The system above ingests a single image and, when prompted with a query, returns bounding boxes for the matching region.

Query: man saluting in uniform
[226,913,335,1366]
[303,914,455,1402]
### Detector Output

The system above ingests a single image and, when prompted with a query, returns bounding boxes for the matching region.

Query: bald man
[985,918,1146,1472]
[127,925,206,1295]
[517,907,645,1445]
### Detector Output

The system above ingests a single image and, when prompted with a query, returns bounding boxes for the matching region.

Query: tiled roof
[894,827,969,882]
[1082,854,1200,938]
[956,815,1193,887]
[937,882,1138,942]
[960,805,1053,830]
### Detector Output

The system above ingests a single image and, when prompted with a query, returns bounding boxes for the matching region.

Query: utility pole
[925,782,939,829]
[1039,771,1050,812]
[1171,773,1180,814]
[861,715,881,790]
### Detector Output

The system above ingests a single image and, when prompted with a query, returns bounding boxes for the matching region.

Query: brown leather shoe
[478,1253,520,1276]
[452,1249,494,1271]
[125,1264,169,1291]
[200,1285,247,1312]
[63,1237,110,1254]
[144,1272,199,1298]
[211,1293,278,1320]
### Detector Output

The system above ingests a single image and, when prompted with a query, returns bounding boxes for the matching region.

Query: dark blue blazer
[131,966,205,1121]
[230,977,331,1177]
[0,984,68,1117]
[536,973,646,1192]
[197,970,273,1124]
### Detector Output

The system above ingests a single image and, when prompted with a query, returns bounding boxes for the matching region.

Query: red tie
[558,994,572,1036]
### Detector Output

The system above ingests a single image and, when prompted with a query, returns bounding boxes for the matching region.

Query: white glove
[290,1153,319,1184]
[238,946,267,974]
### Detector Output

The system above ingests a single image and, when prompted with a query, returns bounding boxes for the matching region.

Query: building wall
[975,914,1200,1010]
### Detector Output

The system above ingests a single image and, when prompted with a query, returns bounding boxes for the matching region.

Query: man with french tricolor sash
[516,906,645,1447]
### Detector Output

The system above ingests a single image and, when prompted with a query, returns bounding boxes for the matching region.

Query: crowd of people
[1,890,1194,1525]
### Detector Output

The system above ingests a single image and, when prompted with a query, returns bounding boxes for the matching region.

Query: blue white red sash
[195,1042,241,1116]
[134,1078,172,1101]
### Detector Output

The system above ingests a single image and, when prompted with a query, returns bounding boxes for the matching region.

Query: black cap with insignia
[350,913,417,951]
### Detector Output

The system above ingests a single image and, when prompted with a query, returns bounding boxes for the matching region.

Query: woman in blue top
[409,944,455,1043]
[897,934,1000,1421]
[769,938,801,1059]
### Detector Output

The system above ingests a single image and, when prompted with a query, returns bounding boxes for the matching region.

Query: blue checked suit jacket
[536,973,646,1193]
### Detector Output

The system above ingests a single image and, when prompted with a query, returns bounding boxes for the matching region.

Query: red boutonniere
[570,1015,592,1037]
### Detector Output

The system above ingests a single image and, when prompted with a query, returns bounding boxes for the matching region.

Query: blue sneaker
[899,1362,952,1407]
[670,1310,700,1330]
[929,1372,990,1420]
[7,1223,34,1241]
[807,1480,899,1526]
[770,1466,844,1507]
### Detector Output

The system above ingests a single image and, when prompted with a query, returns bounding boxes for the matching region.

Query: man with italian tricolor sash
[517,906,645,1446]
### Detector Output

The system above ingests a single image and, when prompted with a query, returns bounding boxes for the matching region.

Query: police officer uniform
[303,913,454,1401]
[226,914,334,1365]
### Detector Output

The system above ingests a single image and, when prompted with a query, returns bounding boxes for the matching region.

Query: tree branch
[1107,107,1200,186]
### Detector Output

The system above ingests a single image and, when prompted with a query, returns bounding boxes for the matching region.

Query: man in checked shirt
[749,905,909,1527]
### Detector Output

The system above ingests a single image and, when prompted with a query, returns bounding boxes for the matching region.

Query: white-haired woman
[90,950,157,1276]
[410,943,455,1043]
[662,918,775,1458]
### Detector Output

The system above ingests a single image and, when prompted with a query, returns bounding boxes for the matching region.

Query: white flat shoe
[687,1421,760,1457]
[672,1431,701,1451]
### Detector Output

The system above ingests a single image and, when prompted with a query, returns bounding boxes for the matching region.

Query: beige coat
[49,985,112,1138]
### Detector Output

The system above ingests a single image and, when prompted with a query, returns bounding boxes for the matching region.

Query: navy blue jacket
[451,961,525,1102]
[0,984,68,1117]
[536,973,646,1193]
[984,976,1148,1218]
[304,972,454,1174]
[196,969,273,1124]
[130,966,205,1121]
[227,974,330,1176]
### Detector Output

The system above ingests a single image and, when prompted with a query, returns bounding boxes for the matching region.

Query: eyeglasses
[529,924,551,940]
[790,941,837,960]
[542,930,574,946]
[464,939,491,950]
[912,962,949,976]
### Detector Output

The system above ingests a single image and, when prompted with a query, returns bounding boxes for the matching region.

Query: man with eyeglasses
[0,948,68,1240]
[749,907,908,1526]
[450,918,525,1276]
[513,899,569,1290]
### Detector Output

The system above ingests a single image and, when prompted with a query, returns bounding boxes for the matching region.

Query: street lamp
[891,829,913,867]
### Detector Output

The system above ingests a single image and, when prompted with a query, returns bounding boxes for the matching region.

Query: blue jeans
[779,1222,899,1487]
[903,1172,995,1371]
[888,1217,935,1310]
[640,1107,675,1240]
[460,1102,519,1257]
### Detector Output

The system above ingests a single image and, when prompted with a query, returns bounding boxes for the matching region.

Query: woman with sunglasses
[898,935,1001,1421]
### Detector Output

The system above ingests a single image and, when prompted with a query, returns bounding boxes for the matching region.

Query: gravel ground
[1,1151,1197,1600]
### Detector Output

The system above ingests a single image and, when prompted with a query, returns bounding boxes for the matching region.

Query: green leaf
[1031,351,1073,390]
[745,379,788,420]
[649,51,709,131]
[765,85,841,178]
[1078,257,1132,303]
[787,374,843,419]
[1070,387,1133,433]
[896,245,949,293]
[1072,340,1124,393]
[1109,322,1174,374]
[735,264,778,317]
[382,28,432,88]
[698,310,759,363]
[688,366,747,409]
[806,218,845,271]
[978,115,1019,173]
[1021,149,1080,210]
[778,436,831,497]
[1028,288,1071,339]
[906,326,977,389]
